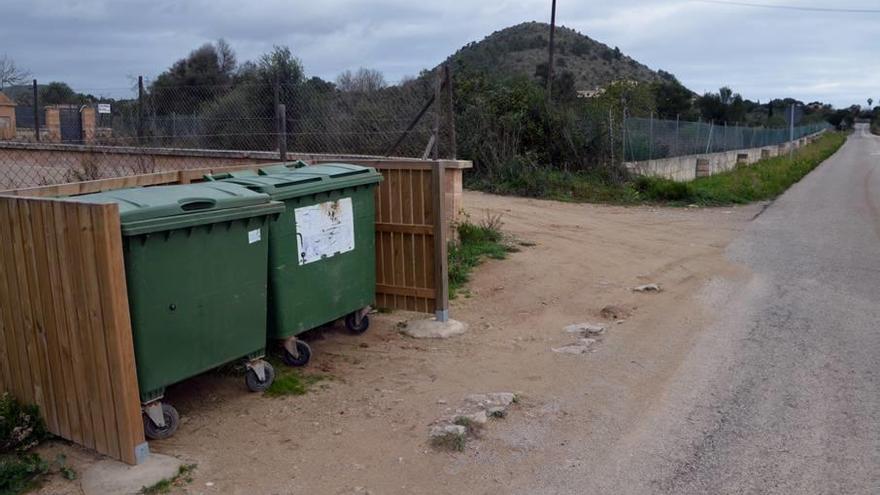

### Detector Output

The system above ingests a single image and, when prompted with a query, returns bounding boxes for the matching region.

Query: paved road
[606,125,880,494]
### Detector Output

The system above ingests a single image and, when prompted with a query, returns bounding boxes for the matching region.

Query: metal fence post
[705,121,714,154]
[649,112,654,160]
[674,114,680,156]
[277,103,287,162]
[609,108,614,166]
[443,64,456,159]
[32,79,40,142]
[432,67,442,160]
[137,76,144,145]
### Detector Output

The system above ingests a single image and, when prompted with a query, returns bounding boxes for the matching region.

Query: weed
[139,463,197,495]
[0,453,48,495]
[430,431,466,452]
[263,358,326,398]
[448,212,516,297]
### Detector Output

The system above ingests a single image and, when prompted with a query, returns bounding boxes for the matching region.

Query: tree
[0,54,30,90]
[652,78,694,119]
[39,82,78,105]
[149,40,239,114]
[869,98,874,109]
[336,68,387,92]
[257,46,304,87]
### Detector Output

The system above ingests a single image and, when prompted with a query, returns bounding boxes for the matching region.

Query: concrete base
[400,317,468,339]
[81,453,183,495]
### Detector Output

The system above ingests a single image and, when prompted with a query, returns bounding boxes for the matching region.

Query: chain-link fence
[0,72,450,190]
[623,117,831,162]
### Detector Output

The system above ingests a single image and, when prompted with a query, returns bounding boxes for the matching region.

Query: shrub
[0,393,47,454]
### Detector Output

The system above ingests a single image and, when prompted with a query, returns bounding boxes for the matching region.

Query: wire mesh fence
[0,74,447,190]
[623,117,831,162]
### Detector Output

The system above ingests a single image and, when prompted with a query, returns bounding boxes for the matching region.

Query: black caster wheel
[143,403,180,440]
[345,312,370,334]
[282,340,312,367]
[245,362,275,392]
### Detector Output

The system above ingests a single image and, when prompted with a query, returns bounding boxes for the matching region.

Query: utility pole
[546,0,557,103]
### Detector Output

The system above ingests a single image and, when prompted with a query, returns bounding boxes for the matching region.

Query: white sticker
[248,229,261,244]
[294,198,355,265]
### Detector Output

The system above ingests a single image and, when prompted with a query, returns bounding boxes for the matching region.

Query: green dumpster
[69,182,285,440]
[216,163,383,366]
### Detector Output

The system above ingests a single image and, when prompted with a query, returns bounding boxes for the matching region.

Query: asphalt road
[604,124,880,494]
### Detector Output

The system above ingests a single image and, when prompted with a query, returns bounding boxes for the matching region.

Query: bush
[633,176,692,202]
[0,394,50,495]
[0,393,47,454]
[0,453,48,495]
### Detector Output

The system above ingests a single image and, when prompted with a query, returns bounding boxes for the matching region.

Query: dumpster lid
[68,182,279,224]
[235,163,382,199]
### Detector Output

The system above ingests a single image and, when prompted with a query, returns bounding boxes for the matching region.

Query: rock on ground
[633,283,661,292]
[600,304,633,320]
[564,323,606,336]
[399,318,468,339]
[552,338,597,355]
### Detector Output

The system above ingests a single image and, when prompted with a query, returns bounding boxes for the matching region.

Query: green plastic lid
[68,182,284,234]
[225,163,382,200]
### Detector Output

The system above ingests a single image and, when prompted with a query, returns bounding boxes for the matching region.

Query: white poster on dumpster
[294,198,355,265]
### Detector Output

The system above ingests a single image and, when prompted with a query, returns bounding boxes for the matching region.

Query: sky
[1,0,878,107]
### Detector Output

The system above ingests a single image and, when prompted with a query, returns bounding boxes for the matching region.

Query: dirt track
[37,191,761,494]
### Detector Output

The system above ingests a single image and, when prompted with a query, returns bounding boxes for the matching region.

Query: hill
[445,21,666,90]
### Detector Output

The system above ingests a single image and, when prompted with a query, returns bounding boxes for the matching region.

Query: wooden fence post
[432,161,449,322]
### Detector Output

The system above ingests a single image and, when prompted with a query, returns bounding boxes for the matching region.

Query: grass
[634,132,846,205]
[264,355,327,397]
[139,463,197,495]
[448,212,516,297]
[468,132,847,206]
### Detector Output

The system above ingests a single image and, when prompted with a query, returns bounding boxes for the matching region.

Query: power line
[695,0,880,13]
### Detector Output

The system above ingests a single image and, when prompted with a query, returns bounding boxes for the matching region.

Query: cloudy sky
[1,0,878,107]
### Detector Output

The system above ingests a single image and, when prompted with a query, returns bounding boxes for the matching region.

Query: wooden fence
[0,197,145,464]
[0,157,468,463]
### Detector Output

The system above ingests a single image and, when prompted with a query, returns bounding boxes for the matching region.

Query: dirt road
[39,189,761,494]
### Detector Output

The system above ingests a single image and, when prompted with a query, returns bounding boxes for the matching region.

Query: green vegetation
[473,132,845,206]
[264,358,326,397]
[448,213,516,297]
[635,132,845,205]
[0,393,49,495]
[139,463,197,495]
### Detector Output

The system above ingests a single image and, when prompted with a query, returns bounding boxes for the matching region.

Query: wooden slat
[376,285,436,299]
[0,196,144,464]
[92,204,146,465]
[375,223,433,235]
[55,201,95,449]
[0,200,26,401]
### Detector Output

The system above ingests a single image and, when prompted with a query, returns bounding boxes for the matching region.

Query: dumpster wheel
[245,360,276,392]
[143,403,179,440]
[282,339,312,367]
[345,310,371,334]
